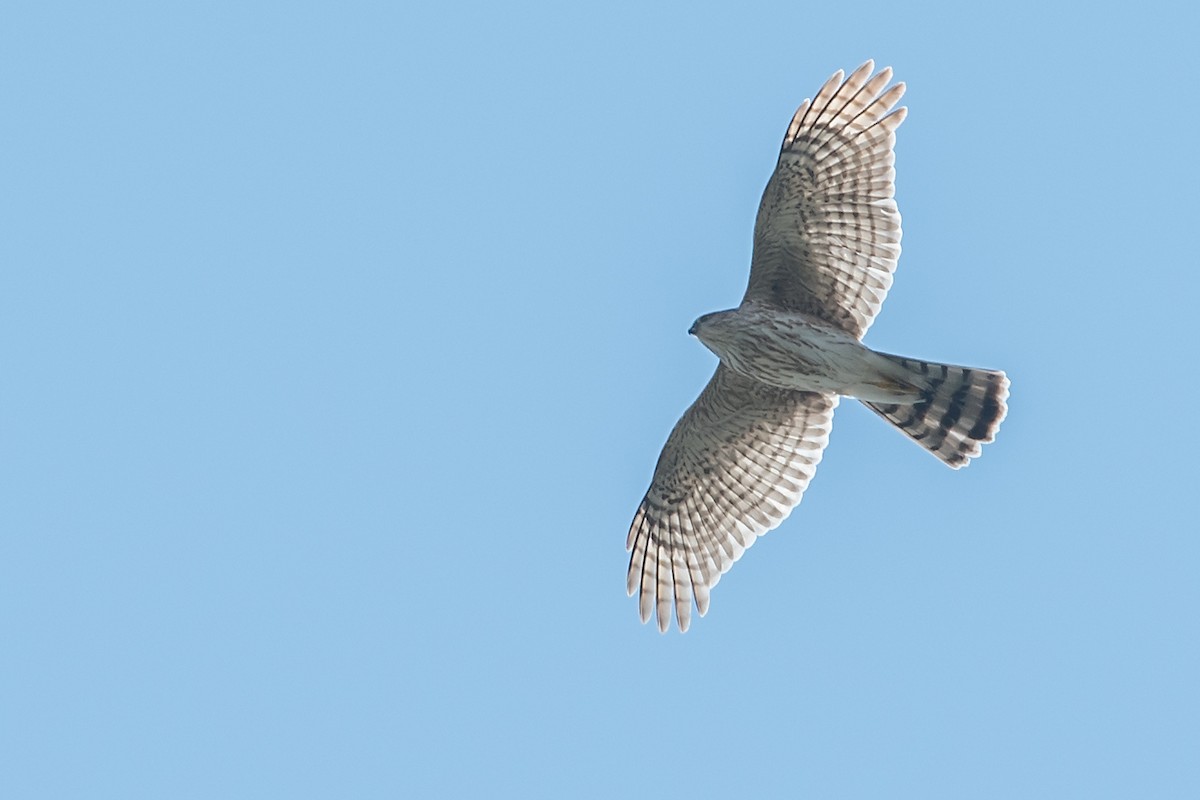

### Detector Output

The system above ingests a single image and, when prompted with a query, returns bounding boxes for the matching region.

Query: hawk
[627,62,1009,633]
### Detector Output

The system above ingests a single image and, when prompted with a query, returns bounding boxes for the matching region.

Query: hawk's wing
[627,366,838,632]
[745,61,906,338]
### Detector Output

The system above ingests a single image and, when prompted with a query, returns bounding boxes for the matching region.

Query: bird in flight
[627,62,1009,633]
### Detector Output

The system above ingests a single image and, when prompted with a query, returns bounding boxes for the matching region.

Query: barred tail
[864,356,1009,469]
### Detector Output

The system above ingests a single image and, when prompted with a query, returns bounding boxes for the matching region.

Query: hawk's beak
[688,323,697,336]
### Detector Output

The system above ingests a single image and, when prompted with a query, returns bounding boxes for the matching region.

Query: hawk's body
[628,62,1009,633]
[691,305,922,401]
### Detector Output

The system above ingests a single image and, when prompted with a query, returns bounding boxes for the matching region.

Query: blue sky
[4,1,1198,797]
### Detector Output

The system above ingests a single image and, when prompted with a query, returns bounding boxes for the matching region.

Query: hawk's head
[689,310,738,358]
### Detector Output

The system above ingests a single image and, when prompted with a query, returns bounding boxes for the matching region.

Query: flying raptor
[627,62,1009,633]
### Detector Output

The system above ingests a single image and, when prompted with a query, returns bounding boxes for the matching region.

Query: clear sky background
[4,1,1198,797]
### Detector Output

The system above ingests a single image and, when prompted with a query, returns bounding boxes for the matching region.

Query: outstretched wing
[746,61,906,338]
[627,366,838,632]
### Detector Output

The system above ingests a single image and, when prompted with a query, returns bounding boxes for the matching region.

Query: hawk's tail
[864,356,1009,469]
